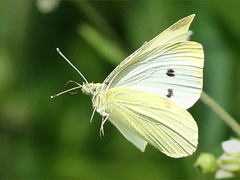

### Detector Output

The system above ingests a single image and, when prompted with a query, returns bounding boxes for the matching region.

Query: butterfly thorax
[81,83,102,96]
[82,83,108,116]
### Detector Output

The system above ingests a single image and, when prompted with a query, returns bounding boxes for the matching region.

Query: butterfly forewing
[103,14,203,109]
[106,88,198,158]
[103,14,196,88]
[105,41,203,109]
[142,14,195,52]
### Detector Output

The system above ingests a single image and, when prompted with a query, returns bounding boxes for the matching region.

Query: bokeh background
[0,1,240,178]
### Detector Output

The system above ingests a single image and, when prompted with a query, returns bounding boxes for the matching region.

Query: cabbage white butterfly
[52,14,204,158]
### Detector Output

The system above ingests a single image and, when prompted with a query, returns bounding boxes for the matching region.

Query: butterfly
[52,14,204,158]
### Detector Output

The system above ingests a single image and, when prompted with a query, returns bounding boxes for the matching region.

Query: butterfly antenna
[51,86,81,98]
[56,48,88,84]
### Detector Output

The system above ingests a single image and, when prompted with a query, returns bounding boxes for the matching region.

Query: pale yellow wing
[106,88,198,158]
[136,14,195,53]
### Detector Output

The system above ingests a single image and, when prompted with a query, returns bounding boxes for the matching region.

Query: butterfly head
[81,83,102,96]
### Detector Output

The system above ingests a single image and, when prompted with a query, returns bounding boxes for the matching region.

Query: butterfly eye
[166,89,174,98]
[166,69,175,77]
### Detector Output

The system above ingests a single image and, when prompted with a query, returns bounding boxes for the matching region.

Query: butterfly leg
[90,108,97,122]
[100,113,109,137]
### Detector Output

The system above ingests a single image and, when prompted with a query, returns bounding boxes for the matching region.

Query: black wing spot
[166,89,173,98]
[166,69,175,77]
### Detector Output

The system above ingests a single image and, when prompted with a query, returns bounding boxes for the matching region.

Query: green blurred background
[0,1,240,178]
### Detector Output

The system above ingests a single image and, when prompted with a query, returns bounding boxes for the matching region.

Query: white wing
[104,14,195,72]
[111,42,203,109]
[106,88,198,158]
[103,14,196,86]
[103,14,203,109]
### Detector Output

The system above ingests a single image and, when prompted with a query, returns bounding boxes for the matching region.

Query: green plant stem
[200,91,240,136]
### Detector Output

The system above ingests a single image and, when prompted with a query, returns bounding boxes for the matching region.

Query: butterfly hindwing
[106,88,198,158]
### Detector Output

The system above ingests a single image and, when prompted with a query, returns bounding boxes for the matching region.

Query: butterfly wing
[135,14,196,53]
[103,14,203,109]
[109,118,148,151]
[106,88,198,158]
[104,14,195,76]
